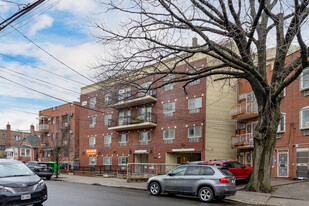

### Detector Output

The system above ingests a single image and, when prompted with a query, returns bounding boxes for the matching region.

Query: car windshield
[0,162,34,178]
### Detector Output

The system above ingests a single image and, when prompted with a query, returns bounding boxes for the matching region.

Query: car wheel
[149,182,161,196]
[198,186,214,202]
[46,176,51,180]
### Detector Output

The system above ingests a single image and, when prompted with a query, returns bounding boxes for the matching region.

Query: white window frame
[118,87,131,101]
[188,126,202,138]
[104,114,112,126]
[164,75,175,91]
[277,113,286,133]
[89,137,96,147]
[139,131,151,142]
[89,97,96,109]
[105,93,112,105]
[163,102,175,117]
[118,133,129,143]
[14,135,20,141]
[20,148,31,157]
[188,97,202,113]
[138,82,152,97]
[89,117,96,128]
[118,156,128,165]
[103,156,112,165]
[89,157,97,166]
[300,107,309,130]
[189,69,200,86]
[163,129,175,140]
[300,67,309,91]
[104,135,111,147]
[82,101,87,106]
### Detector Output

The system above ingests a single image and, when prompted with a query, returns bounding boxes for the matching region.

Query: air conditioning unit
[47,134,51,137]
[70,130,73,134]
[48,118,51,121]
[63,122,69,127]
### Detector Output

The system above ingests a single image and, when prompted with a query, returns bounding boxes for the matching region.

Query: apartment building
[38,102,80,168]
[0,123,35,158]
[231,47,309,179]
[79,53,237,168]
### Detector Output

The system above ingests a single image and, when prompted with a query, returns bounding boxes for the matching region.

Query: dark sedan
[26,161,53,180]
[0,159,48,206]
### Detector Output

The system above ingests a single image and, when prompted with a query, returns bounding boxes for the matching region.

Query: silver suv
[147,165,236,202]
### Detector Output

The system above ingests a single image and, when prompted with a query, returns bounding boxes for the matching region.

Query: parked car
[147,165,236,202]
[0,159,48,206]
[26,161,53,180]
[195,160,252,181]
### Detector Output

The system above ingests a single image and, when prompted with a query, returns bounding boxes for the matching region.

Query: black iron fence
[71,165,127,175]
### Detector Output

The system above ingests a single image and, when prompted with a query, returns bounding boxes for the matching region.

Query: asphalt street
[42,181,254,206]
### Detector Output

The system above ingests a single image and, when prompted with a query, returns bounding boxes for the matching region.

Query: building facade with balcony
[79,53,237,168]
[38,102,80,168]
[232,47,309,179]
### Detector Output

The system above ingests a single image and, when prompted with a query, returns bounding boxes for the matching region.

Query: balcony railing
[231,133,254,148]
[39,124,49,132]
[110,91,157,109]
[108,113,157,131]
[231,100,258,120]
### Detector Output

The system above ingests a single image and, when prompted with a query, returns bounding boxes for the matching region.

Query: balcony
[231,101,258,120]
[39,124,49,132]
[108,113,157,131]
[110,92,157,109]
[231,133,254,148]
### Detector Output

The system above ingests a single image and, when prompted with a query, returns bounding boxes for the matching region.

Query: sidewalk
[52,174,309,206]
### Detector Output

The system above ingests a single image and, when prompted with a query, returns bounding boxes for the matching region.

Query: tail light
[34,166,41,169]
[219,177,230,183]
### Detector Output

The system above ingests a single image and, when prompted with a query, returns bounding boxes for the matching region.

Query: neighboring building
[231,47,309,179]
[38,102,80,168]
[6,135,39,162]
[79,53,237,168]
[0,123,35,156]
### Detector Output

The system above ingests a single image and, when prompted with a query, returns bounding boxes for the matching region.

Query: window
[137,107,152,122]
[89,137,96,148]
[104,135,111,147]
[82,101,87,106]
[300,107,309,129]
[188,126,202,138]
[105,93,112,105]
[163,129,175,140]
[163,102,175,117]
[138,82,152,97]
[139,131,151,142]
[200,167,215,175]
[14,135,20,141]
[118,87,131,101]
[2,134,5,139]
[51,117,54,125]
[280,88,286,97]
[89,157,97,166]
[119,111,131,126]
[188,97,202,114]
[89,117,96,128]
[20,148,30,157]
[118,134,128,146]
[189,70,200,86]
[277,113,286,133]
[272,156,275,168]
[300,68,309,91]
[118,156,128,165]
[170,166,187,176]
[89,97,96,109]
[14,148,18,156]
[51,133,55,141]
[164,75,175,91]
[104,114,112,126]
[103,156,112,165]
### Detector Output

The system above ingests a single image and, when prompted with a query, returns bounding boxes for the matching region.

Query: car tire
[198,186,214,202]
[46,176,51,180]
[33,202,43,206]
[149,182,161,196]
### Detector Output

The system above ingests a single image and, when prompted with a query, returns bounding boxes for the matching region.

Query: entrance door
[278,149,289,177]
[134,154,148,174]
[296,148,308,179]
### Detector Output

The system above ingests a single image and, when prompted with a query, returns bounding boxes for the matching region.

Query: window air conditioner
[70,130,73,134]
[47,134,51,137]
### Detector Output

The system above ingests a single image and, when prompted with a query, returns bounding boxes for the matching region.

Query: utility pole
[0,0,46,32]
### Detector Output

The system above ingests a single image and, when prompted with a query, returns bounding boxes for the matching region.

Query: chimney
[30,124,35,136]
[6,123,11,147]
[192,37,198,47]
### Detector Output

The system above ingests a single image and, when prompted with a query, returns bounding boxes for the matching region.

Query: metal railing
[75,165,127,175]
[231,100,258,117]
[39,124,49,131]
[109,113,157,127]
[231,133,254,147]
[127,163,179,179]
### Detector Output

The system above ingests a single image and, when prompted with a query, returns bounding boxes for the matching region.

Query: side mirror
[168,172,174,176]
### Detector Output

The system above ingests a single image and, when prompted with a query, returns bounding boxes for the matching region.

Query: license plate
[44,168,48,171]
[21,194,31,200]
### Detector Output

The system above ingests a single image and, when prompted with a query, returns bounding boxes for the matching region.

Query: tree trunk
[246,99,281,193]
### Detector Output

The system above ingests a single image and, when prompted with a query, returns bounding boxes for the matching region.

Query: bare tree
[93,0,309,192]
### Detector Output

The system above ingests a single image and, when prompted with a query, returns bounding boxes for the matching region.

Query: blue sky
[0,0,103,130]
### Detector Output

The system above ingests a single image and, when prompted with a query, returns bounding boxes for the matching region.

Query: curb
[226,197,262,205]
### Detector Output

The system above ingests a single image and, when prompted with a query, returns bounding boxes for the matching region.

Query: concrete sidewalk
[52,174,309,206]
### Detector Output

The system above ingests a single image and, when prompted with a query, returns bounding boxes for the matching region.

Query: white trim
[277,113,286,133]
[300,107,309,130]
[296,148,309,152]
[172,148,195,152]
[134,150,148,154]
[300,67,309,91]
